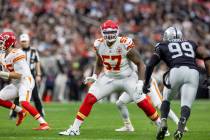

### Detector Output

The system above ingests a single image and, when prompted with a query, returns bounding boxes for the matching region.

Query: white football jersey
[0,48,33,85]
[94,36,135,78]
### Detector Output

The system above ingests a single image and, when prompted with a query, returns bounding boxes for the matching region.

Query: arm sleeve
[144,53,161,87]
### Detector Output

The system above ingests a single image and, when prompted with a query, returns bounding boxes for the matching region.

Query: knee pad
[84,93,97,105]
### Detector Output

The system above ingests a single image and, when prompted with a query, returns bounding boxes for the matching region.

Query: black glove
[142,84,150,94]
[203,76,210,89]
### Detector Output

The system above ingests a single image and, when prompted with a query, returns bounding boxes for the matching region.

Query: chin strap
[0,71,9,79]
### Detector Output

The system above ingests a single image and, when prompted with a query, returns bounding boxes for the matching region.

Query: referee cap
[20,33,30,42]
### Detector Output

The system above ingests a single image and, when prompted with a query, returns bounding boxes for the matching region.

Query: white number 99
[168,42,194,58]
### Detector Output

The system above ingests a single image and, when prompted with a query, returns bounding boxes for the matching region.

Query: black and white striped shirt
[22,47,40,76]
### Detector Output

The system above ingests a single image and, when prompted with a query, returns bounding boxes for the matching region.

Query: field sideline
[0,100,210,140]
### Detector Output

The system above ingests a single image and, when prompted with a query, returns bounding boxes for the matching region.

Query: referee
[10,33,45,118]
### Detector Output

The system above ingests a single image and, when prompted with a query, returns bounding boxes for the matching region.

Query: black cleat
[174,130,183,140]
[156,118,168,140]
[156,126,168,140]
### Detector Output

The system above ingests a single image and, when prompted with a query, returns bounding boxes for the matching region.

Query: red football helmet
[0,31,16,51]
[100,20,119,42]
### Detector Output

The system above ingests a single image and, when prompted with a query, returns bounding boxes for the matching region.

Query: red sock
[0,99,16,110]
[21,101,41,120]
[76,93,97,121]
[137,98,159,121]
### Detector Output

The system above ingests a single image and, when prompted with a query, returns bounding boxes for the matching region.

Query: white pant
[89,72,146,103]
[163,66,199,108]
[118,78,162,107]
[0,76,35,102]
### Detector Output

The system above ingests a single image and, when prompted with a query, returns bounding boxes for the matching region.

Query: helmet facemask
[0,40,5,51]
[0,36,8,51]
[101,28,119,43]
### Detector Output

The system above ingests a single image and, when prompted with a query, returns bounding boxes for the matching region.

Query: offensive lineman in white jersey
[59,20,161,136]
[0,32,49,130]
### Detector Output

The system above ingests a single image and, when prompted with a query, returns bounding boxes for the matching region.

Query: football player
[143,27,210,140]
[115,77,188,136]
[59,20,161,136]
[0,32,49,130]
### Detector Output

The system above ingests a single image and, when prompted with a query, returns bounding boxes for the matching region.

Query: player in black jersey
[142,27,210,140]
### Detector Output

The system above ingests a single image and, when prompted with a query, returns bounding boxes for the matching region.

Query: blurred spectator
[0,0,210,101]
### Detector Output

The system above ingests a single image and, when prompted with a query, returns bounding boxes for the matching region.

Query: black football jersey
[155,40,198,69]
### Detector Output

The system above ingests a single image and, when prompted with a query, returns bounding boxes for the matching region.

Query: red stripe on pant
[76,93,97,121]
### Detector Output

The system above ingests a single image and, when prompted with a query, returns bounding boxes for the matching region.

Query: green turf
[0,100,210,140]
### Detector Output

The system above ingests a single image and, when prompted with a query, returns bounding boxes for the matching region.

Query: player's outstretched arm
[127,48,145,80]
[144,53,161,90]
[84,50,103,85]
[196,46,210,76]
[8,72,22,79]
[0,71,21,80]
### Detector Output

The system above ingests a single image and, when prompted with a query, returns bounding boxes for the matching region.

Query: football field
[0,100,210,140]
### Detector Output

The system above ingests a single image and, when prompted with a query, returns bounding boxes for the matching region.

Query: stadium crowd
[0,0,209,102]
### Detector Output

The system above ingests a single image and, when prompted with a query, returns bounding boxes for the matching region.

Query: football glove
[135,80,144,95]
[203,76,210,90]
[84,74,97,84]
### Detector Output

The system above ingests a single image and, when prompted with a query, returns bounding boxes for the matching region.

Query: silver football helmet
[163,27,183,42]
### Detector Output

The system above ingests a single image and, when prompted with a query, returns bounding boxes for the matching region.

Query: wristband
[0,71,9,79]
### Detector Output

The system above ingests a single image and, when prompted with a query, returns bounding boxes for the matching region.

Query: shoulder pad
[155,42,168,48]
[16,49,25,57]
[93,38,104,51]
[186,40,196,45]
[94,38,104,47]
[119,36,132,45]
[120,37,135,51]
[11,49,24,55]
[12,49,26,63]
